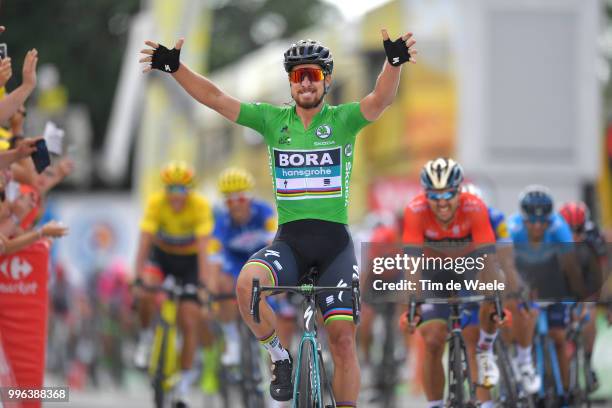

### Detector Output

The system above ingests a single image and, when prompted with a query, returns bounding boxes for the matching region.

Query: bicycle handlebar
[417,294,498,305]
[250,278,361,325]
[406,293,505,325]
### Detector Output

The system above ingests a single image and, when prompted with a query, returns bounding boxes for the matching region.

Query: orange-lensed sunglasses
[288,67,325,83]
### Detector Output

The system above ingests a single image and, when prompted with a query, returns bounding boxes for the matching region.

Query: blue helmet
[519,185,553,218]
[420,157,464,190]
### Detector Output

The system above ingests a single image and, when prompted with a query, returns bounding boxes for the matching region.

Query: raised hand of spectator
[0,57,12,88]
[21,49,38,92]
[15,137,39,159]
[40,220,68,238]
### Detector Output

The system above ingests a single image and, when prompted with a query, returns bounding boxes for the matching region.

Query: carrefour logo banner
[0,241,50,298]
[273,147,342,200]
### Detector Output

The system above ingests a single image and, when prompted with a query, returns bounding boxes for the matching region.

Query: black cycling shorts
[147,246,199,303]
[245,219,359,325]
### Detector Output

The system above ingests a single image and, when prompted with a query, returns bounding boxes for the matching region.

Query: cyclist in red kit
[400,158,505,408]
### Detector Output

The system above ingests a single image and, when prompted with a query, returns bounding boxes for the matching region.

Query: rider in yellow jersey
[133,161,213,408]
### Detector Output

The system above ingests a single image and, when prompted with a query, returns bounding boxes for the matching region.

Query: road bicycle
[250,272,360,408]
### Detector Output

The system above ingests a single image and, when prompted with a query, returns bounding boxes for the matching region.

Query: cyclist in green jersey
[140,30,417,406]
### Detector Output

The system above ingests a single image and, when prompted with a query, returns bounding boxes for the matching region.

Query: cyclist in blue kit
[508,185,587,407]
[461,183,541,395]
[208,168,277,365]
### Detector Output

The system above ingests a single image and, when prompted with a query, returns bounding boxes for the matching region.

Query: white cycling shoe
[476,352,500,388]
[221,338,240,366]
[517,360,541,394]
[134,338,151,369]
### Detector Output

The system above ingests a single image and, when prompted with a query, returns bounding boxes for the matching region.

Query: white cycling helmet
[420,157,464,190]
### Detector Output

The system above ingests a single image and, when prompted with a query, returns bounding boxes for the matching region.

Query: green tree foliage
[0,0,337,151]
[208,0,334,72]
[1,0,140,149]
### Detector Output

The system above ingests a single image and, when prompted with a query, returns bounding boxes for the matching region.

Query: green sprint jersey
[237,102,371,225]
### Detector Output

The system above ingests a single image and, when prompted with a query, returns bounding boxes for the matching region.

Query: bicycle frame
[139,277,200,407]
[149,297,179,385]
[293,290,324,407]
[534,307,564,402]
[250,277,360,408]
[447,302,477,404]
[407,293,504,406]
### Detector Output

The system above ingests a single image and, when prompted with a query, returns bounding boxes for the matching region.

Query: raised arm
[0,49,38,123]
[140,39,241,122]
[360,29,417,122]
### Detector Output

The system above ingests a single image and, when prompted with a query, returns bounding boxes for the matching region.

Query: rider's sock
[177,368,198,395]
[476,329,497,354]
[516,345,533,364]
[258,330,289,362]
[221,321,239,341]
[427,400,444,408]
[480,401,494,408]
[202,345,218,372]
[336,402,356,407]
[139,327,154,344]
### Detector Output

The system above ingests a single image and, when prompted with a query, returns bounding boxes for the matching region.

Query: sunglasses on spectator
[525,215,550,224]
[426,189,459,201]
[166,185,189,194]
[289,67,325,83]
[225,193,250,205]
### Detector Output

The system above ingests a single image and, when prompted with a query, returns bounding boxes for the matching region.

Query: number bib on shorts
[237,102,370,225]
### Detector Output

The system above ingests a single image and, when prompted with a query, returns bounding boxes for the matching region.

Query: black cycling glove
[383,37,411,67]
[151,44,181,73]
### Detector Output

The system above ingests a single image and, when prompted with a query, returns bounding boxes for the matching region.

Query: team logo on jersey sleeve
[344,143,353,157]
[273,147,342,200]
[315,124,332,139]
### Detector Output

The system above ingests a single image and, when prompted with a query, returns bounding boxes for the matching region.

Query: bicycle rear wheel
[318,346,336,408]
[297,341,316,408]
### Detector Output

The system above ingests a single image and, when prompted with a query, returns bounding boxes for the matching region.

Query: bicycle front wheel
[448,334,465,406]
[239,322,265,408]
[297,341,316,408]
[494,339,519,407]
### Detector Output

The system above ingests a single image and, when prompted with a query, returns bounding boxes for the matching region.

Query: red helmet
[559,201,588,232]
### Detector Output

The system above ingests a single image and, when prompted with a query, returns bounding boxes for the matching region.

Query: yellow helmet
[160,161,195,187]
[218,168,254,194]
